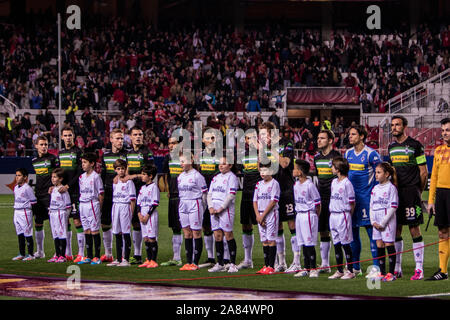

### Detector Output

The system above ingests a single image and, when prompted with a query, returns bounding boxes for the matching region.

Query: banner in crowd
[287,87,358,104]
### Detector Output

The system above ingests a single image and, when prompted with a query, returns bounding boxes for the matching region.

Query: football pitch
[0,192,448,300]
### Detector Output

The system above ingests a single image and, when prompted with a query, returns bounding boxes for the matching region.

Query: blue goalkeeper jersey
[345,145,381,227]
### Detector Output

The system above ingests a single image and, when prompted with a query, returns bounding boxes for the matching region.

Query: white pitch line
[408,292,450,298]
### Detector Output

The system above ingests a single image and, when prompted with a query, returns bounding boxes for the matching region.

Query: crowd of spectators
[0,15,447,156]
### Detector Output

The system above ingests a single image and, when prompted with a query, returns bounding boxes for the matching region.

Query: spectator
[247,94,261,112]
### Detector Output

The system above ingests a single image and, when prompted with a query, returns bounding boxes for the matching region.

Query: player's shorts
[257,210,279,242]
[13,209,33,237]
[168,195,181,230]
[140,207,159,239]
[68,194,80,220]
[202,207,212,230]
[397,186,424,226]
[434,188,450,228]
[352,200,371,228]
[111,202,132,234]
[79,200,101,232]
[240,192,257,225]
[33,196,50,224]
[211,207,235,233]
[101,188,113,226]
[131,184,143,228]
[179,199,204,231]
[371,209,396,243]
[49,209,69,239]
[278,191,295,222]
[318,194,331,233]
[329,211,353,245]
[295,210,319,247]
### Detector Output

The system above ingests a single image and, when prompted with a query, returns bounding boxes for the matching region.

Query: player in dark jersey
[31,135,59,258]
[236,129,261,270]
[99,128,127,263]
[198,128,220,267]
[314,130,341,273]
[123,126,154,265]
[57,127,84,261]
[389,116,428,280]
[259,122,295,272]
[160,136,183,267]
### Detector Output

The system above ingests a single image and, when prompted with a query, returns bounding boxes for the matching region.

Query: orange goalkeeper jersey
[428,144,450,204]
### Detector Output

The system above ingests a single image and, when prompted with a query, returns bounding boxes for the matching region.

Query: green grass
[0,193,447,299]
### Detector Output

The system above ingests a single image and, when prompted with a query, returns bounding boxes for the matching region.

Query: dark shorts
[434,188,450,228]
[33,195,50,224]
[240,192,257,225]
[168,196,181,230]
[318,195,331,233]
[279,192,295,222]
[101,189,113,226]
[397,186,424,226]
[202,207,212,230]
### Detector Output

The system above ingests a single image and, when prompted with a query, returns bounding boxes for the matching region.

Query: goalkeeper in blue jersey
[345,125,381,277]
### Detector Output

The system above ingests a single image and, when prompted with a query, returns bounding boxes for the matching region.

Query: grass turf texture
[0,192,447,299]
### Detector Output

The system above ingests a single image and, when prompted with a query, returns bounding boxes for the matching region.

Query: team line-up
[11,116,450,282]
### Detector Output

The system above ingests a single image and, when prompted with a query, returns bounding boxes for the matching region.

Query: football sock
[115,234,123,261]
[394,236,403,273]
[54,239,60,257]
[343,244,354,273]
[93,234,101,258]
[18,234,26,256]
[268,245,277,268]
[25,236,34,255]
[172,232,183,261]
[377,247,386,275]
[276,231,286,265]
[302,245,310,270]
[306,246,317,270]
[60,238,67,258]
[438,239,449,274]
[145,241,152,261]
[102,228,113,256]
[350,227,361,270]
[185,238,193,264]
[242,231,254,262]
[215,240,224,266]
[223,239,230,261]
[334,243,344,273]
[194,238,203,265]
[35,226,45,253]
[123,233,132,261]
[291,236,301,266]
[366,226,379,266]
[320,236,331,267]
[76,226,85,257]
[204,233,214,259]
[66,229,72,256]
[132,229,142,259]
[386,245,396,275]
[150,241,158,262]
[227,238,237,264]
[85,234,93,259]
[263,246,269,267]
[412,236,424,271]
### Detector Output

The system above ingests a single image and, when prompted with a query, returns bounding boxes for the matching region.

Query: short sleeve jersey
[58,145,83,197]
[79,171,104,202]
[162,154,182,196]
[32,153,59,197]
[345,145,381,204]
[253,178,280,213]
[49,189,72,210]
[370,182,399,212]
[101,149,127,191]
[137,183,160,209]
[314,149,342,195]
[274,138,295,194]
[14,184,37,209]
[177,169,208,200]
[209,171,239,208]
[388,137,426,189]
[240,146,261,194]
[200,150,220,187]
[293,178,321,213]
[113,180,136,204]
[329,177,356,213]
